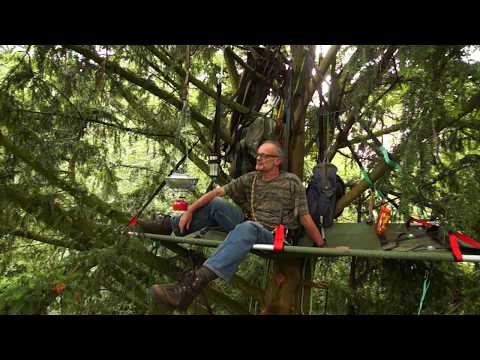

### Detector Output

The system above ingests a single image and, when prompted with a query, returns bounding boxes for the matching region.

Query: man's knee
[235,220,257,230]
[209,198,242,218]
[233,221,259,240]
[209,197,232,211]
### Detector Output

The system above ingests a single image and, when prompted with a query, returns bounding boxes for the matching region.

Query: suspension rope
[298,258,317,315]
[309,259,315,315]
[182,45,190,110]
[251,257,271,315]
[262,258,271,314]
[281,65,293,170]
[300,259,306,314]
[417,270,431,315]
[207,46,224,190]
[323,258,331,315]
[217,46,224,84]
[320,107,331,163]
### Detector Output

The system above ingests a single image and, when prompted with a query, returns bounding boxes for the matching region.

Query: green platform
[138,223,480,263]
[192,223,445,250]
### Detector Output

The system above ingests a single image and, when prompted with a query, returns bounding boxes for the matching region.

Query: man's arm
[299,214,325,247]
[178,186,225,233]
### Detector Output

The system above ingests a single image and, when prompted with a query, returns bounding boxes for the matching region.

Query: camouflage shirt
[223,171,309,231]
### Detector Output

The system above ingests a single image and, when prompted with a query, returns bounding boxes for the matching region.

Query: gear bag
[306,163,345,229]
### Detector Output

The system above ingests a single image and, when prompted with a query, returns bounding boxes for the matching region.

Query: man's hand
[176,187,225,235]
[178,210,193,234]
[300,214,325,247]
[314,239,326,248]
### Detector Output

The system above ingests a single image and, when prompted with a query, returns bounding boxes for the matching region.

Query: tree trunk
[262,46,316,315]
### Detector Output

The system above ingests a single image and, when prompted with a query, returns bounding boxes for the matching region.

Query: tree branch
[113,81,230,185]
[85,117,176,139]
[346,124,403,146]
[63,45,232,144]
[0,186,103,249]
[0,129,126,224]
[335,87,480,215]
[224,46,240,90]
[327,46,398,161]
[0,226,88,250]
[145,45,251,115]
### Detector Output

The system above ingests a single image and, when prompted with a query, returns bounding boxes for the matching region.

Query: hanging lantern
[165,172,198,191]
[165,172,197,214]
[208,154,220,178]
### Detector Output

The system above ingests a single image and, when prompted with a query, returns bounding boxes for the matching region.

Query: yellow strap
[250,172,257,222]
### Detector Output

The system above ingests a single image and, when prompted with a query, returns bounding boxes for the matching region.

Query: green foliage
[1,45,479,314]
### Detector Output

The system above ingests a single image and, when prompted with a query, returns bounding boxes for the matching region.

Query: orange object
[52,282,66,295]
[375,203,392,236]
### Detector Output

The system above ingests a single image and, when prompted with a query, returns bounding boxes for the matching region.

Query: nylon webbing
[417,271,430,315]
[273,224,285,253]
[378,145,401,172]
[331,111,387,201]
[360,168,385,199]
[353,114,402,172]
[449,232,480,262]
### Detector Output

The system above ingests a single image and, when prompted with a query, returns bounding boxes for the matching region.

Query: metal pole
[129,232,480,263]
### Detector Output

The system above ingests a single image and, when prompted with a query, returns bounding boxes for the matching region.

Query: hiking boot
[138,215,172,235]
[150,268,215,310]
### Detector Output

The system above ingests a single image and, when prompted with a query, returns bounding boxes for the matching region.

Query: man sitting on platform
[138,140,325,310]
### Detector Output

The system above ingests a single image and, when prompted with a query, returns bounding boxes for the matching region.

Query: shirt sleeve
[223,172,254,205]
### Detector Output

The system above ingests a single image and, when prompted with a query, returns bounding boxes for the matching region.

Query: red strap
[273,224,285,253]
[408,218,435,228]
[449,233,463,262]
[454,233,480,249]
[449,232,480,262]
[128,216,138,226]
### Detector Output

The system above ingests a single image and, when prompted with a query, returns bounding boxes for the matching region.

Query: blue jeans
[170,198,274,281]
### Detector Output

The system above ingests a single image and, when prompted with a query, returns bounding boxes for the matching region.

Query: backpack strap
[317,162,335,234]
[317,163,332,193]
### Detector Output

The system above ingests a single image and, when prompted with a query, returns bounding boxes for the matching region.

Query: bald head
[258,140,284,160]
[255,140,284,175]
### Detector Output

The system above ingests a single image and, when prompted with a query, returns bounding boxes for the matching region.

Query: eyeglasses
[256,153,279,160]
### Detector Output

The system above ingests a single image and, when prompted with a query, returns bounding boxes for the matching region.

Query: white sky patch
[313,45,358,103]
[464,46,480,63]
[96,46,115,57]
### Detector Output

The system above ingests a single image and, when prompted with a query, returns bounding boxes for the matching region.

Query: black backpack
[306,163,345,229]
